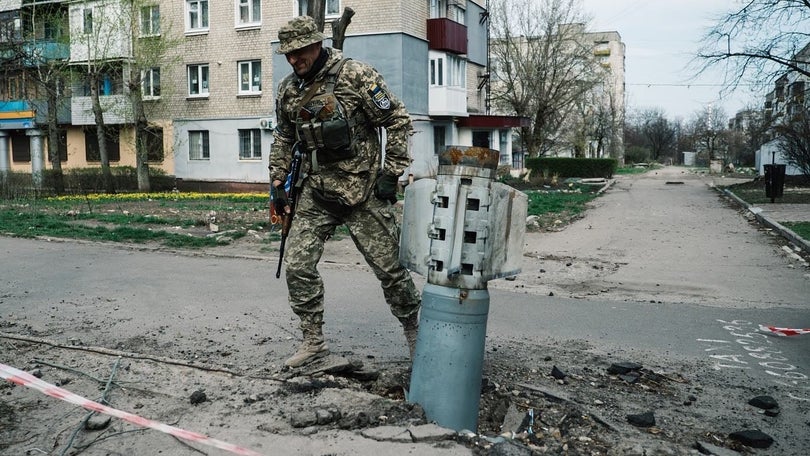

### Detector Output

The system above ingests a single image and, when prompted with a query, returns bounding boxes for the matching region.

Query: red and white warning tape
[759,325,810,337]
[0,362,265,456]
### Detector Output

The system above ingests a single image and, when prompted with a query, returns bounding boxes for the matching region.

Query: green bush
[525,157,617,179]
[0,167,176,199]
[624,146,650,165]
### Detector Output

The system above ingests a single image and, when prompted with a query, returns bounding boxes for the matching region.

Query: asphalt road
[1,166,809,453]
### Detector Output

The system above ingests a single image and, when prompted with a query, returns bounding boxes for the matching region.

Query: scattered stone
[728,429,774,448]
[607,361,642,375]
[407,423,456,442]
[695,441,738,456]
[189,389,207,405]
[626,411,656,428]
[489,439,533,456]
[619,372,641,384]
[84,414,111,431]
[765,408,780,417]
[360,425,413,442]
[30,369,43,378]
[550,365,566,380]
[500,403,525,434]
[748,395,778,410]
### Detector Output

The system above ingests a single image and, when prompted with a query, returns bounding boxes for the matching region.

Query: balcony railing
[427,18,467,55]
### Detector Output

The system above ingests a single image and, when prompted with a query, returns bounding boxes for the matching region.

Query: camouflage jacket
[270,48,412,207]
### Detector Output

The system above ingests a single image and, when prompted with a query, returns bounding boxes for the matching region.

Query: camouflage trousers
[283,185,421,322]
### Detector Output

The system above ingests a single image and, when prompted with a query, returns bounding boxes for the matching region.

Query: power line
[627,82,766,87]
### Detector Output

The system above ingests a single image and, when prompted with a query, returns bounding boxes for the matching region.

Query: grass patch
[526,190,596,216]
[783,222,810,240]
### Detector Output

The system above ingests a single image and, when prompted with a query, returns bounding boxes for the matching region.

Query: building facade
[0,0,525,189]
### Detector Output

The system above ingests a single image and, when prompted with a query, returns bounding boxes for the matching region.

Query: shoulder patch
[367,83,392,110]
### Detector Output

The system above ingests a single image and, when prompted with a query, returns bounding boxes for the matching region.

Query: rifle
[275,145,304,278]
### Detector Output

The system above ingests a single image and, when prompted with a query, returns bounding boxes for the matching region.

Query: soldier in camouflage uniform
[270,16,421,368]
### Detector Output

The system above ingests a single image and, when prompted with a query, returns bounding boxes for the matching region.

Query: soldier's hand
[273,184,290,214]
[374,172,399,204]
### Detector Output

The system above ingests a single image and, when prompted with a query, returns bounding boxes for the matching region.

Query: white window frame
[429,0,446,19]
[141,67,160,99]
[187,64,210,97]
[447,54,466,88]
[189,131,210,160]
[238,129,262,160]
[238,60,262,95]
[82,8,93,35]
[185,0,209,34]
[450,4,465,23]
[235,0,261,28]
[430,57,443,86]
[297,0,340,19]
[140,4,160,37]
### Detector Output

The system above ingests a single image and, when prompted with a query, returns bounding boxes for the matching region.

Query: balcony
[71,95,132,125]
[429,85,467,117]
[427,18,467,55]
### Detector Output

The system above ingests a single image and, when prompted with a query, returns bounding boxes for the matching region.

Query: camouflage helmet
[276,16,326,55]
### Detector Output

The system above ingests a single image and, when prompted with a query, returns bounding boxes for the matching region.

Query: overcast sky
[581,0,759,121]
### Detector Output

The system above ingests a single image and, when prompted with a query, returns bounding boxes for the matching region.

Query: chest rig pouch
[295,59,356,165]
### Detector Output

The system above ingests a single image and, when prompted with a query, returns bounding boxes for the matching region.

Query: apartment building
[0,0,525,188]
[755,41,809,176]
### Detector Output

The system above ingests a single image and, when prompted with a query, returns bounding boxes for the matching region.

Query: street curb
[719,188,810,255]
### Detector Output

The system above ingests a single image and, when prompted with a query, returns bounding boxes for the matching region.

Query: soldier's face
[286,43,321,76]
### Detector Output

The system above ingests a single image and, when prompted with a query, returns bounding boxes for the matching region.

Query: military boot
[400,313,419,360]
[285,316,329,368]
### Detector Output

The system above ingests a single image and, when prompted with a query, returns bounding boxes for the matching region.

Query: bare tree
[489,0,607,158]
[697,1,810,90]
[639,108,676,162]
[689,106,729,164]
[774,110,810,178]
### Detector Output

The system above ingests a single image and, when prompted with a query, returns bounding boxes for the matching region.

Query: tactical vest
[294,58,358,168]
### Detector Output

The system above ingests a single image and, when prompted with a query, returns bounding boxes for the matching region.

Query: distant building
[755,42,809,176]
[0,0,529,189]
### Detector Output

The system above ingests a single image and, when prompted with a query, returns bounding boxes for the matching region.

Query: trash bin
[764,164,786,200]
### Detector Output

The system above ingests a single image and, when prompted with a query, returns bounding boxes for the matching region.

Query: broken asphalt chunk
[748,395,778,410]
[607,361,642,375]
[728,429,774,448]
[550,365,566,380]
[626,411,656,428]
[189,389,207,405]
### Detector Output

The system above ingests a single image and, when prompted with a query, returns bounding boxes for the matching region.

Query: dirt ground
[2,171,809,455]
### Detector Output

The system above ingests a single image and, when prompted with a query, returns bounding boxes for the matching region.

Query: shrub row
[0,166,176,198]
[526,157,618,179]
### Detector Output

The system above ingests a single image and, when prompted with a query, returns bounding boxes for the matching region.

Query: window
[450,4,465,23]
[430,57,443,86]
[447,54,466,88]
[84,126,121,162]
[144,127,164,162]
[187,64,209,97]
[238,60,261,94]
[236,0,261,26]
[238,129,261,160]
[189,131,210,160]
[429,0,446,18]
[140,5,160,36]
[433,125,446,155]
[186,0,209,32]
[11,134,30,163]
[431,55,465,87]
[82,8,93,34]
[297,0,340,18]
[142,67,160,99]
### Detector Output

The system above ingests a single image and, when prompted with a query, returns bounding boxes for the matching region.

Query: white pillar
[0,131,9,173]
[27,129,45,188]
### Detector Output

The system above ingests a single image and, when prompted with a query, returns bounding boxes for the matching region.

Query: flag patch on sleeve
[368,83,391,110]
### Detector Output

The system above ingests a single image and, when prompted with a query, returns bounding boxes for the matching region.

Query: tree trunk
[331,8,355,50]
[129,70,150,192]
[47,85,64,194]
[90,70,114,194]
